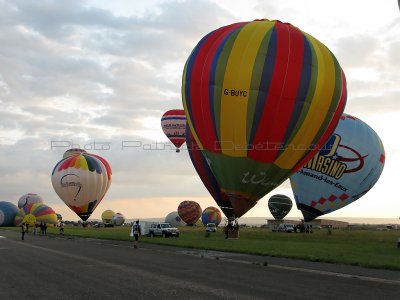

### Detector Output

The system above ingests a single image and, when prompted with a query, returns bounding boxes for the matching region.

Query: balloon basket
[227,229,239,239]
[176,149,180,153]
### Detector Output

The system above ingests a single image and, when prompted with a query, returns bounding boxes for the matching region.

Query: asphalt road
[0,229,399,300]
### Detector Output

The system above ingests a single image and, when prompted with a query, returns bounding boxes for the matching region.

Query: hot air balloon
[14,203,57,226]
[182,19,347,220]
[268,194,293,220]
[63,148,87,158]
[18,193,44,209]
[112,213,125,226]
[177,201,202,225]
[201,207,222,226]
[0,201,19,226]
[51,153,112,222]
[290,114,385,222]
[161,109,186,152]
[186,127,233,218]
[102,210,115,224]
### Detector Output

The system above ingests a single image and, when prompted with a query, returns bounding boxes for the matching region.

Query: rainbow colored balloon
[177,200,202,225]
[161,109,186,152]
[18,193,44,209]
[290,114,385,221]
[183,19,347,218]
[51,153,112,221]
[14,203,57,226]
[201,207,222,226]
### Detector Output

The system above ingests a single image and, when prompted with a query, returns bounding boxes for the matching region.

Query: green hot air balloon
[268,194,293,220]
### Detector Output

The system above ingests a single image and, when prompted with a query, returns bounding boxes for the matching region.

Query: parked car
[276,224,294,233]
[148,222,179,238]
[206,223,217,232]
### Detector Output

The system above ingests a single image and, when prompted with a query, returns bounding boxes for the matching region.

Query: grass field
[5,226,400,270]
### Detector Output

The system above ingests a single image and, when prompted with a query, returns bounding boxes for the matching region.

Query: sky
[0,0,399,222]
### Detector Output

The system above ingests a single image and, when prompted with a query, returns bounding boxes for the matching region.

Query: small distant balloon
[290,114,385,222]
[102,210,115,224]
[268,195,293,220]
[165,211,185,227]
[14,203,57,226]
[201,207,222,226]
[0,201,19,226]
[161,109,186,152]
[177,201,202,225]
[112,213,125,226]
[18,193,44,209]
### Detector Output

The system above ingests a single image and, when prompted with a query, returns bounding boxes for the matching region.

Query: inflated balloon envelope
[268,194,293,220]
[290,114,385,221]
[51,153,112,222]
[161,109,187,152]
[182,19,347,218]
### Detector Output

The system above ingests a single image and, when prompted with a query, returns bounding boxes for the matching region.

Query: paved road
[0,229,399,300]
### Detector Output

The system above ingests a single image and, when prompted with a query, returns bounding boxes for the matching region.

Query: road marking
[0,236,6,238]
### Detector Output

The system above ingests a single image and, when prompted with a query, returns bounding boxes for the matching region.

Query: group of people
[224,218,239,239]
[20,221,48,240]
[294,222,312,233]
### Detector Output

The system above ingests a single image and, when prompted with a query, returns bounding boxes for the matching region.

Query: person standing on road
[43,223,47,235]
[21,222,26,240]
[59,222,64,235]
[132,220,141,249]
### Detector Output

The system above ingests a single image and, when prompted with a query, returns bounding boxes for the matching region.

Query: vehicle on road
[272,224,295,233]
[148,222,179,238]
[206,223,217,232]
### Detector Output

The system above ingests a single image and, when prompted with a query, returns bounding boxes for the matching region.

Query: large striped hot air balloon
[51,153,112,221]
[182,19,347,219]
[290,114,385,222]
[186,127,233,218]
[161,109,186,152]
[177,201,202,225]
[14,203,57,226]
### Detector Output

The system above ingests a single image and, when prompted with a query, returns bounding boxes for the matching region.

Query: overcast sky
[0,0,399,222]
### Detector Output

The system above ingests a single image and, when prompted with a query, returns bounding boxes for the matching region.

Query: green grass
[4,226,400,270]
